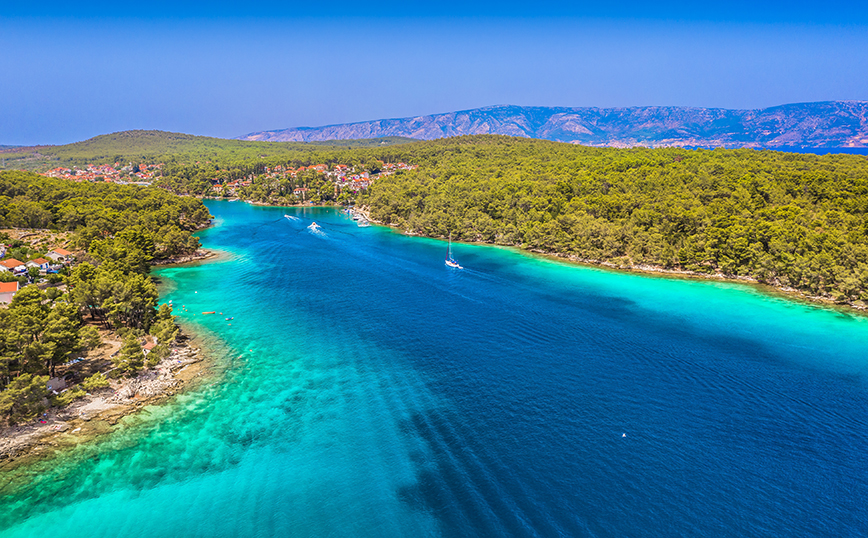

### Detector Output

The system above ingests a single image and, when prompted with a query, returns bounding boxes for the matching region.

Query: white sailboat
[445,233,462,269]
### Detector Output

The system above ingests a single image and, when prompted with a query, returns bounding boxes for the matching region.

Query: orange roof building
[0,258,26,271]
[0,281,18,303]
[48,248,73,262]
[0,281,18,292]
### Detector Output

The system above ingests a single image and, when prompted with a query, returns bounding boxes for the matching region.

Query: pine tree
[0,374,49,424]
[113,335,145,376]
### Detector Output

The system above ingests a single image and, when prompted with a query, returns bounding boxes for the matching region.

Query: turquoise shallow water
[1,200,867,537]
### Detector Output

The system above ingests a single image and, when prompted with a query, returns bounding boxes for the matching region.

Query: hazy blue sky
[2,1,867,145]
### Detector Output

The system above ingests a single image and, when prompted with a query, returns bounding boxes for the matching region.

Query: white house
[0,281,18,304]
[0,258,26,275]
[26,258,52,272]
[47,248,73,262]
[142,336,157,356]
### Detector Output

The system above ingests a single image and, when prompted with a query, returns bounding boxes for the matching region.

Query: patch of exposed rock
[0,344,206,463]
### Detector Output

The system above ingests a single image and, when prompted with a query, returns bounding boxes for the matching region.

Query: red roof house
[0,258,26,274]
[0,281,18,304]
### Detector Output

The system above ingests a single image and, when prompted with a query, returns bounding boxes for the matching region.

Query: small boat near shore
[202,311,216,314]
[347,207,369,222]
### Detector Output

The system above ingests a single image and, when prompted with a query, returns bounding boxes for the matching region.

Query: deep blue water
[1,200,867,537]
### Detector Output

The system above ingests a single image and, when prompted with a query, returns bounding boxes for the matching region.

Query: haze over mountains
[240,101,868,149]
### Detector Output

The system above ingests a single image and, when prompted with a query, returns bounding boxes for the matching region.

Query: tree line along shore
[360,137,868,309]
[9,133,868,308]
[81,133,866,309]
[3,133,868,438]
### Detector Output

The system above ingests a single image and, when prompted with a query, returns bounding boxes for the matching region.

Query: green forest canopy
[5,133,868,306]
[0,171,208,416]
[360,136,868,304]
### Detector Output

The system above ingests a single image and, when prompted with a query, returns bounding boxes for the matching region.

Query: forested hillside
[0,171,211,256]
[5,133,868,306]
[0,171,212,420]
[361,136,868,305]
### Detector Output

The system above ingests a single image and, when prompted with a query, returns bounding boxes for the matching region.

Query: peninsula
[0,170,212,441]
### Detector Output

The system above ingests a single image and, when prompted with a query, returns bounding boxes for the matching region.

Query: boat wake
[307,222,327,237]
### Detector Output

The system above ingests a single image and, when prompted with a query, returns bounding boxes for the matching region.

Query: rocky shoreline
[152,248,216,266]
[0,339,209,470]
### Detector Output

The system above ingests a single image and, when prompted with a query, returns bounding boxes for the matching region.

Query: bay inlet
[1,199,866,537]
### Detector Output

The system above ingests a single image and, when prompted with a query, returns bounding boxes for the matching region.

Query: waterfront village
[42,161,419,200]
[1,159,421,307]
[44,162,162,184]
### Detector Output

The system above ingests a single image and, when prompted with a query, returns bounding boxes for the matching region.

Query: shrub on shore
[81,372,110,392]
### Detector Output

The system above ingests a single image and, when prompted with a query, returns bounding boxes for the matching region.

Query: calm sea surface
[1,200,867,537]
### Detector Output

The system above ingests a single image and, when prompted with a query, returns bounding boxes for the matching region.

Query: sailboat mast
[444,232,462,269]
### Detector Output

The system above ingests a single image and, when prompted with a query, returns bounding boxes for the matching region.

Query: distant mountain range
[239,101,868,149]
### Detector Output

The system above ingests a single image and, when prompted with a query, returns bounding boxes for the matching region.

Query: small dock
[347,207,372,227]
